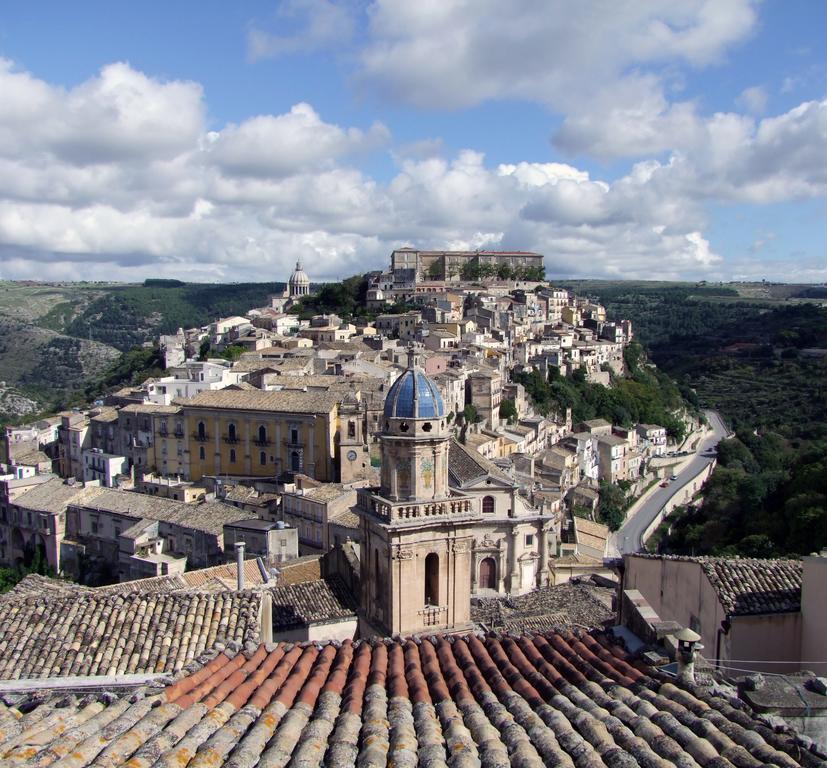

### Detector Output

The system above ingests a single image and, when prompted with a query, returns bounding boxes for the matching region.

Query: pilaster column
[538,523,550,587]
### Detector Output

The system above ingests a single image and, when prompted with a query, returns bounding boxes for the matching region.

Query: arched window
[228,423,237,442]
[482,495,495,514]
[424,553,439,606]
[347,420,356,438]
[259,451,266,466]
[479,557,497,590]
[199,446,205,460]
[230,448,237,463]
[197,421,206,439]
[290,450,301,472]
[258,425,267,444]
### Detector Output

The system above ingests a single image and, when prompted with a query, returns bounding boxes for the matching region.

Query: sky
[0,1,825,284]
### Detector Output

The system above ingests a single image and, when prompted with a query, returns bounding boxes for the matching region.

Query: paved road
[615,410,730,554]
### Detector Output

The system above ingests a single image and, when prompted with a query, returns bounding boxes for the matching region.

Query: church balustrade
[418,604,447,626]
[363,493,474,522]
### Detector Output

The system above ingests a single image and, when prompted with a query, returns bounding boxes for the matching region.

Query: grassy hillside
[0,280,286,422]
[59,281,286,351]
[559,279,827,555]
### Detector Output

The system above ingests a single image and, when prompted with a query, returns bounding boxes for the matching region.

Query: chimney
[674,627,702,684]
[235,541,245,590]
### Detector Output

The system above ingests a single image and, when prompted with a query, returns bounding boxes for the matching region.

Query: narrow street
[614,409,730,554]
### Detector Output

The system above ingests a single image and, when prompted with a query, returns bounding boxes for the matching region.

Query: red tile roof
[0,629,823,766]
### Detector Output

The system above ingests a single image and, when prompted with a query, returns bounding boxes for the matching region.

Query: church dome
[288,261,310,288]
[384,367,445,419]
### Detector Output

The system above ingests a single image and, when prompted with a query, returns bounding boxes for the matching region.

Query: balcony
[253,438,271,447]
[223,436,240,444]
[192,432,210,442]
[419,605,447,627]
[361,490,474,523]
[282,438,304,449]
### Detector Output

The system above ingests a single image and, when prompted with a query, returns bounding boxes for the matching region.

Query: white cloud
[205,104,390,178]
[1,58,826,284]
[247,0,355,60]
[0,60,203,165]
[736,85,768,114]
[359,1,757,158]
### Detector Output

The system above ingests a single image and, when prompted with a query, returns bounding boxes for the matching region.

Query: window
[197,421,206,439]
[260,451,267,466]
[199,446,206,460]
[424,553,439,606]
[91,517,99,534]
[291,427,299,444]
[258,425,267,444]
[230,448,237,463]
[524,534,534,547]
[347,421,356,438]
[228,423,237,442]
[482,496,495,514]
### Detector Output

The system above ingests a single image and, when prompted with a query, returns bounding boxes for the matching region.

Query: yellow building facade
[178,390,341,482]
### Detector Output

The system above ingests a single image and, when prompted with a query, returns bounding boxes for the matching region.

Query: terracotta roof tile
[630,554,803,616]
[0,590,263,680]
[1,629,825,767]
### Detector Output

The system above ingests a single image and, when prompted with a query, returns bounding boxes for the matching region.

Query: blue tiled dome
[384,368,445,419]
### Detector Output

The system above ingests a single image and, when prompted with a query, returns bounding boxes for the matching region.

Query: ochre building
[178,389,341,482]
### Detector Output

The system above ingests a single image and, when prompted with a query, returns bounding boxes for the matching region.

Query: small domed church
[271,259,311,312]
[356,349,556,637]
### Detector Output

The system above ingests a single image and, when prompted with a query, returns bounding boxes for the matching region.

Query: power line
[701,657,827,665]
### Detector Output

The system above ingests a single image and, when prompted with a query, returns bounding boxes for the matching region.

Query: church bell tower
[358,348,474,636]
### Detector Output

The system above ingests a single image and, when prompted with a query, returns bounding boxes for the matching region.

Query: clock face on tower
[347,450,358,461]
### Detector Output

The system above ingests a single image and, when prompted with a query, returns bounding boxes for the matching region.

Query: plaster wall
[624,556,727,658]
[731,613,802,674]
[800,555,827,676]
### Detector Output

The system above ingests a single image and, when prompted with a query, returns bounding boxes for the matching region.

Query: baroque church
[356,350,557,637]
[270,259,311,312]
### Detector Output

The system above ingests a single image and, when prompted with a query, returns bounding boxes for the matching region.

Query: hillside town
[0,249,825,761]
[0,249,652,585]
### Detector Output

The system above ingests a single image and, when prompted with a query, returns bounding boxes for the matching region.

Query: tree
[463,404,481,424]
[597,482,628,531]
[499,398,518,424]
[219,344,246,362]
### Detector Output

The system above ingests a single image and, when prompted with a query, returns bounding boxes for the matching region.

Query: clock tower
[338,392,370,485]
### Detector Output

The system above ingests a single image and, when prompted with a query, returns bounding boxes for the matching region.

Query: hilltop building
[390,247,544,285]
[271,259,312,312]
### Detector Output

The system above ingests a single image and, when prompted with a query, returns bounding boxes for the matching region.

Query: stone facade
[357,352,555,637]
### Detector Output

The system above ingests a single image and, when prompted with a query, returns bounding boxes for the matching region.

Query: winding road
[614,409,730,554]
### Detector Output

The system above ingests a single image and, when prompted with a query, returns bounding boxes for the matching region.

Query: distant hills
[0,280,285,422]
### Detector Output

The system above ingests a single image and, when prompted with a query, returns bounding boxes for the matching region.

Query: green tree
[597,483,628,531]
[463,404,481,424]
[219,344,246,362]
[499,398,518,423]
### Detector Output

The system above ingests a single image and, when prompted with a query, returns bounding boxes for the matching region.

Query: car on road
[670,474,678,481]
[659,481,670,488]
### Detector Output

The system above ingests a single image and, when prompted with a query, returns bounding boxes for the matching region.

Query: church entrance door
[479,557,496,590]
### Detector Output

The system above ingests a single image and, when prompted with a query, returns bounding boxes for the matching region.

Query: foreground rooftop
[0,629,823,767]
